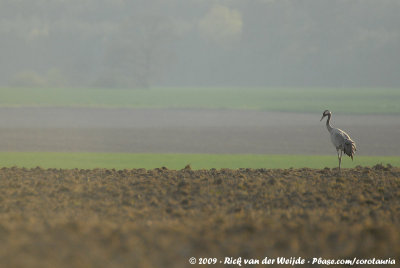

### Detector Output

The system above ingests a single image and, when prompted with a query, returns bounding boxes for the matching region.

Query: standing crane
[320,110,356,171]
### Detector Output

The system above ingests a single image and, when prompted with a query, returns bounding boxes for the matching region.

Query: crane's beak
[320,115,325,121]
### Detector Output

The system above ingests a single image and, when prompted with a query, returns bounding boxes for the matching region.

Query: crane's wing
[338,128,356,160]
[331,129,346,148]
[331,128,357,160]
[343,138,356,160]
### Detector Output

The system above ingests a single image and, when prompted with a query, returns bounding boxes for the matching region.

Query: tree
[98,15,176,89]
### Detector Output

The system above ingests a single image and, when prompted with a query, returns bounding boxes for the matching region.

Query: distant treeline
[1,0,400,88]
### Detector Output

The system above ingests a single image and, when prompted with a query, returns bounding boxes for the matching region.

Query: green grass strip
[0,152,398,170]
[1,87,399,114]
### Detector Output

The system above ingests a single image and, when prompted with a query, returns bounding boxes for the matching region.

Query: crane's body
[321,110,356,170]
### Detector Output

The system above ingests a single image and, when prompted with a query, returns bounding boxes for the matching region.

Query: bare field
[0,166,399,267]
[0,108,400,155]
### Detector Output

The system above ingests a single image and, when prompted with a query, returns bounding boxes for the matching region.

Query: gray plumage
[321,110,356,170]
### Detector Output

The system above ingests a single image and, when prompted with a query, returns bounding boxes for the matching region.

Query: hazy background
[1,0,400,157]
[1,0,400,89]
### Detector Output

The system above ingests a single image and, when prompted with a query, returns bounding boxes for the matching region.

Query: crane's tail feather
[344,139,356,160]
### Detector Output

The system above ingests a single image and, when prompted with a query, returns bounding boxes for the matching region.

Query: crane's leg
[336,149,341,171]
[339,150,343,171]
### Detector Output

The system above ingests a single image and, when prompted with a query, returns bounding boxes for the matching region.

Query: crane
[320,110,356,171]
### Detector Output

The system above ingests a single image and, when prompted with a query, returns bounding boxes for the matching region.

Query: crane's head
[320,110,331,121]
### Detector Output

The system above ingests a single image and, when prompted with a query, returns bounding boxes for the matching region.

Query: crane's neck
[326,113,333,132]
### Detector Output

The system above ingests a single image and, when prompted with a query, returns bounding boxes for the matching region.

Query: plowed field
[0,166,399,267]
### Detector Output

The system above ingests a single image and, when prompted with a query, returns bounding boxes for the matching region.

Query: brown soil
[0,166,399,267]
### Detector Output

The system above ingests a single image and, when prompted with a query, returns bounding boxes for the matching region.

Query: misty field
[0,166,399,267]
[1,87,399,267]
[1,87,399,114]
